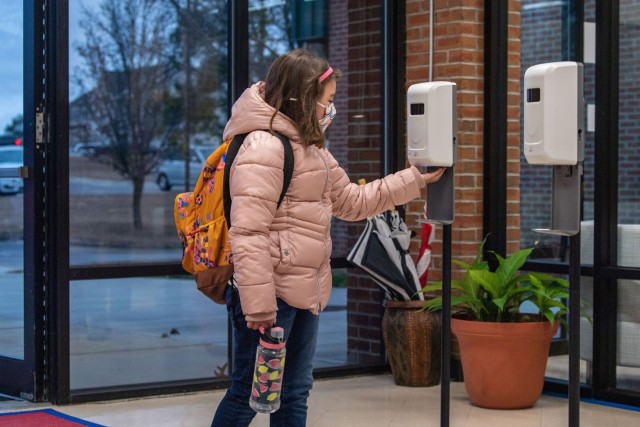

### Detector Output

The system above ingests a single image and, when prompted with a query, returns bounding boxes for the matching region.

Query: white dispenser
[523,61,585,236]
[523,61,584,165]
[407,81,457,224]
[407,82,457,167]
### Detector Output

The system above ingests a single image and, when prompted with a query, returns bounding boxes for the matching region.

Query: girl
[212,49,444,426]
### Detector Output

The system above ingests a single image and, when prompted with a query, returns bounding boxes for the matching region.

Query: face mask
[317,101,336,133]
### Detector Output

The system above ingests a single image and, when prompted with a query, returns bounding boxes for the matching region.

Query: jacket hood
[223,82,300,143]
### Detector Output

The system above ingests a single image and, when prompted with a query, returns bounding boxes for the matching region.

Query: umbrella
[416,222,434,286]
[347,211,424,301]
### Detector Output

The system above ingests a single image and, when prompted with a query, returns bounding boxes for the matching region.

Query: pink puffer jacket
[224,82,425,322]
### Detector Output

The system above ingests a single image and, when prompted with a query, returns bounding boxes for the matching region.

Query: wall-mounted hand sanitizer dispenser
[407,81,457,167]
[524,61,584,165]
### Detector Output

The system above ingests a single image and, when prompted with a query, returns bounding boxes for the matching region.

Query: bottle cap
[260,327,285,348]
[269,327,284,341]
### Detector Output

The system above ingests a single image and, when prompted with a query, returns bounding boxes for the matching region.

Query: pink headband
[319,67,333,83]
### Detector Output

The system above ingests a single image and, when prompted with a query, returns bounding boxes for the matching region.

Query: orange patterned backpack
[174,131,293,303]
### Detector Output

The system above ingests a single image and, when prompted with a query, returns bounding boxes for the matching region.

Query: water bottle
[249,327,286,413]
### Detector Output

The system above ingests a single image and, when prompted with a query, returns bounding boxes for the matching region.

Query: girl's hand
[421,167,446,185]
[247,319,276,330]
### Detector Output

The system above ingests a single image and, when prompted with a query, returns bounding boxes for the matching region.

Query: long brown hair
[264,49,341,148]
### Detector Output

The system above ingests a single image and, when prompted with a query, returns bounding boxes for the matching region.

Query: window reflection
[69,0,228,266]
[70,277,229,389]
[520,1,571,260]
[0,1,25,360]
[520,0,590,386]
[522,0,640,396]
[69,271,351,390]
[615,0,639,393]
[66,0,387,391]
[617,0,640,265]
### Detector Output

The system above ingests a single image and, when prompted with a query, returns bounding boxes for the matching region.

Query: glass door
[0,127,30,396]
[0,0,45,401]
[0,138,27,383]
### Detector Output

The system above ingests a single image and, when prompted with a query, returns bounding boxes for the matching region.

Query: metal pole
[441,224,451,427]
[568,233,581,427]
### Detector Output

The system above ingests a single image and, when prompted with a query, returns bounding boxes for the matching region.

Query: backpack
[174,131,294,303]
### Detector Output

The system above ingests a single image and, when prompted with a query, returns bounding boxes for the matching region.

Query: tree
[165,0,229,191]
[4,114,23,136]
[248,0,294,81]
[75,0,175,228]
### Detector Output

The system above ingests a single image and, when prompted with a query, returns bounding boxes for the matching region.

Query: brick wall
[404,0,522,278]
[617,2,640,223]
[507,2,523,254]
[328,0,350,258]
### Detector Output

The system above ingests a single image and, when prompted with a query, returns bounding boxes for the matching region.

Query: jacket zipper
[317,149,331,311]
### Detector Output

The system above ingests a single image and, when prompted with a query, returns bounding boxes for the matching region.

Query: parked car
[155,146,211,191]
[0,134,22,146]
[0,146,24,195]
[71,142,109,158]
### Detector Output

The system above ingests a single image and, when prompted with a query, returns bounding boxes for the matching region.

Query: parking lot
[0,156,179,248]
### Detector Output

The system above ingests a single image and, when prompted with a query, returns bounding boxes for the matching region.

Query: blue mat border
[0,408,106,426]
[543,391,640,412]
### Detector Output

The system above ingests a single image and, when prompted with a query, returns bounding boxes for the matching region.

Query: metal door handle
[0,166,29,178]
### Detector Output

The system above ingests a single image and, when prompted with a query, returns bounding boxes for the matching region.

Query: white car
[0,146,24,195]
[71,142,109,158]
[155,146,211,191]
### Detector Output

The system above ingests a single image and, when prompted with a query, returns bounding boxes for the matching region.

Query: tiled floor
[1,374,638,426]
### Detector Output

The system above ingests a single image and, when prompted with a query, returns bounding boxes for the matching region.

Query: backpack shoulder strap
[223,134,246,228]
[223,131,294,228]
[273,132,294,207]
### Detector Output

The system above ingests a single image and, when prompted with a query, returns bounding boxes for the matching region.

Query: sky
[0,2,23,133]
[0,1,95,133]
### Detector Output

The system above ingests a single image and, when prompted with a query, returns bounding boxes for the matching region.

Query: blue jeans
[212,286,319,427]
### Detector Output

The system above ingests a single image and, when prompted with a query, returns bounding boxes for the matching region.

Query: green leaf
[528,272,569,287]
[452,259,473,270]
[492,295,509,311]
[424,296,442,312]
[420,282,443,293]
[424,235,591,325]
[494,248,533,284]
[542,310,556,323]
[472,235,489,268]
[468,270,502,298]
[457,275,479,300]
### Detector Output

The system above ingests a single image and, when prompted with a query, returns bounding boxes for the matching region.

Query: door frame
[0,0,48,401]
[45,0,71,404]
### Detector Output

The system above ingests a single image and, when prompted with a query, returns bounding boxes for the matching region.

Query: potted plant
[422,237,579,409]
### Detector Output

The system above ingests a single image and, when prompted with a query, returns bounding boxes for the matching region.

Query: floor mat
[0,409,105,427]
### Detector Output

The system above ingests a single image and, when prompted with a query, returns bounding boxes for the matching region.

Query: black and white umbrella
[347,211,424,301]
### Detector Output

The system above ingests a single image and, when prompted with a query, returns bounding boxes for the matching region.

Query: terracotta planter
[451,317,559,409]
[382,300,441,387]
